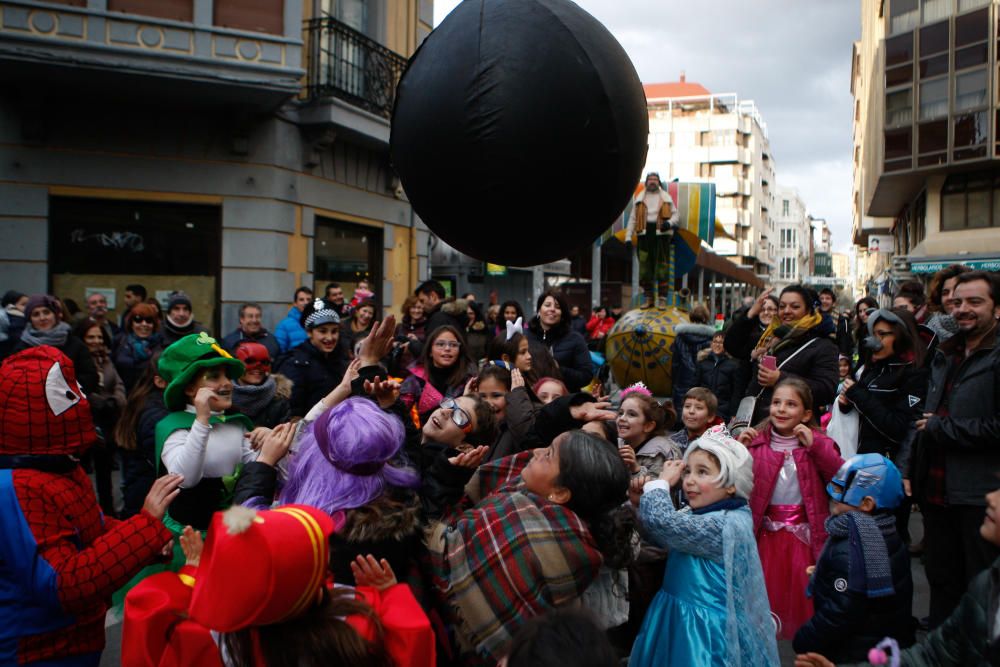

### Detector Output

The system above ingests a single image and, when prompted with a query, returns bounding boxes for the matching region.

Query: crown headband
[620,381,652,399]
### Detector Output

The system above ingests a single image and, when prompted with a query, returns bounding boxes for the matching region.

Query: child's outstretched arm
[638,482,725,562]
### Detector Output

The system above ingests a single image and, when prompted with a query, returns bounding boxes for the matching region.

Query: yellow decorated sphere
[605,306,692,397]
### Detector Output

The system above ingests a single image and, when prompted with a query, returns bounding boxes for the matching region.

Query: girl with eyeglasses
[400,325,475,428]
[112,301,164,392]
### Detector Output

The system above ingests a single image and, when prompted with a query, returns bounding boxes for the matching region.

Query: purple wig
[279,397,420,515]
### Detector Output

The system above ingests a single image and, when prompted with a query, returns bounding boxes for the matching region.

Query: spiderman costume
[0,346,172,666]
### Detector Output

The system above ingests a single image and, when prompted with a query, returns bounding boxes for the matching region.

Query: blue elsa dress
[629,483,779,667]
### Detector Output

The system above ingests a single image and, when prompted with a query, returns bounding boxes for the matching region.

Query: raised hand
[350,554,398,592]
[737,426,758,446]
[358,315,397,366]
[748,287,775,319]
[364,375,401,409]
[510,368,525,390]
[180,525,204,567]
[618,444,640,474]
[659,459,685,488]
[570,401,617,423]
[448,445,490,468]
[258,422,296,466]
[142,473,184,521]
[793,423,814,448]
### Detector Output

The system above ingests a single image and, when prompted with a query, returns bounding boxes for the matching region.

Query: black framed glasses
[439,398,473,433]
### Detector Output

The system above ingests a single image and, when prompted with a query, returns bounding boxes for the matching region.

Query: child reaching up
[738,377,843,640]
[629,425,779,667]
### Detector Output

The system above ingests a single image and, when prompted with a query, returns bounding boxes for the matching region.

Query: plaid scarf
[824,511,897,598]
[426,452,603,663]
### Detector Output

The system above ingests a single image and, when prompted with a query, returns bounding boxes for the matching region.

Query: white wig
[683,425,754,500]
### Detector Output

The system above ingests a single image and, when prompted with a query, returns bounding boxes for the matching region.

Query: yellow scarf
[755,311,823,352]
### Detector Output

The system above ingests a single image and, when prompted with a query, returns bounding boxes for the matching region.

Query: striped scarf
[824,511,897,598]
[426,452,603,662]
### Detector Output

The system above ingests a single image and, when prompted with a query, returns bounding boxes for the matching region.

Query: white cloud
[433,0,860,251]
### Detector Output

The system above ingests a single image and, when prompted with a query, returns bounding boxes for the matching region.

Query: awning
[695,246,764,288]
[909,255,1000,274]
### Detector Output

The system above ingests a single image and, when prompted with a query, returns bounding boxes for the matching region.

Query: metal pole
[631,245,640,307]
[709,271,716,318]
[591,241,601,308]
[697,266,704,307]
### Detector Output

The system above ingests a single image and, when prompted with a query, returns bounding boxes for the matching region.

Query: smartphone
[761,355,777,371]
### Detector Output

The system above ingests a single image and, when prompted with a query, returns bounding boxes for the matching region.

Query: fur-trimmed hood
[340,492,422,544]
[441,297,470,317]
[272,372,293,400]
[674,322,716,338]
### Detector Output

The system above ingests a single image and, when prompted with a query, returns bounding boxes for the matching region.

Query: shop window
[886,88,913,126]
[941,171,1000,230]
[314,217,383,305]
[955,68,987,110]
[49,197,221,330]
[919,77,949,119]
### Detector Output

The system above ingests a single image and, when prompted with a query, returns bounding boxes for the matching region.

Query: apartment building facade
[852,0,1000,296]
[772,185,811,290]
[644,77,775,281]
[0,0,433,333]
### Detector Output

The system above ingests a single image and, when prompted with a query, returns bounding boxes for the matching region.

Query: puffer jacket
[695,348,740,419]
[670,322,716,407]
[914,327,1000,506]
[274,339,350,417]
[840,357,928,463]
[747,425,844,559]
[723,306,768,404]
[525,319,592,392]
[274,306,307,354]
[793,516,914,662]
[872,555,1000,666]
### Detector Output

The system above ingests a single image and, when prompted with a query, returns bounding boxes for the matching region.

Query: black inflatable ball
[390,0,648,267]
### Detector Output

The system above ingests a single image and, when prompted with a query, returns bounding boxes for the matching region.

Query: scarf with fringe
[755,311,823,354]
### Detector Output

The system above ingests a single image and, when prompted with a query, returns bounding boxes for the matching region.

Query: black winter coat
[839,358,927,464]
[525,320,592,392]
[793,519,914,662]
[112,332,164,393]
[670,323,716,407]
[742,329,840,425]
[275,340,350,417]
[914,328,1000,506]
[723,306,767,404]
[694,350,739,419]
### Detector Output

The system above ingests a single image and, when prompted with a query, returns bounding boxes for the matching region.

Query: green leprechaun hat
[159,332,245,411]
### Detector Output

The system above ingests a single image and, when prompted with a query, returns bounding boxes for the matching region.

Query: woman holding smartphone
[739,285,839,425]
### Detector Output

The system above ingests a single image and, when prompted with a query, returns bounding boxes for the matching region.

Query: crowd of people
[0,264,998,667]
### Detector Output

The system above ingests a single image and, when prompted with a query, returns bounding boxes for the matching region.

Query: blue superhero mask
[827,453,904,510]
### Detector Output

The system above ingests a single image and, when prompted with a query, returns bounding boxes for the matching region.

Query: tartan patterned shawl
[426,452,603,663]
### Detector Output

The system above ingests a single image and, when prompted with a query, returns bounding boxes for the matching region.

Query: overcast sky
[433,0,861,253]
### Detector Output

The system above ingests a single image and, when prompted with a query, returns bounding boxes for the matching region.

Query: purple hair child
[279,397,420,514]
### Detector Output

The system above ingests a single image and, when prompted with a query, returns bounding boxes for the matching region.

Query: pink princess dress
[757,432,814,640]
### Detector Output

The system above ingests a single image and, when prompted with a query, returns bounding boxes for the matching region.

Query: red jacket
[746,425,843,559]
[585,315,615,340]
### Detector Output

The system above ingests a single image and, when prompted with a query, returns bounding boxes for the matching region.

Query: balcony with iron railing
[300,15,407,143]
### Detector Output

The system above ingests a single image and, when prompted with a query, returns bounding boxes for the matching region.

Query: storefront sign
[910,258,1000,274]
[486,263,507,277]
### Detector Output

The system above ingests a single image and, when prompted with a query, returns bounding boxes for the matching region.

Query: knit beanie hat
[166,291,193,312]
[24,294,60,320]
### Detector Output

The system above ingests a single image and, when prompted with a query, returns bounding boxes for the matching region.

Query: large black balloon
[390,0,648,267]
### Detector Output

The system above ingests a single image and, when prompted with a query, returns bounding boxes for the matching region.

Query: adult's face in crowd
[819,292,834,313]
[309,323,340,354]
[594,307,607,319]
[169,303,193,326]
[759,299,778,326]
[326,286,344,305]
[409,301,424,322]
[892,296,916,313]
[13,295,28,312]
[87,293,108,319]
[131,313,156,339]
[857,302,873,325]
[503,305,519,323]
[294,290,313,312]
[941,276,961,315]
[952,279,999,338]
[430,330,461,369]
[778,292,808,325]
[240,307,263,335]
[645,174,661,192]
[30,306,57,331]
[355,305,375,328]
[870,320,896,362]
[123,290,142,310]
[418,290,442,310]
[710,334,725,355]
[538,296,562,330]
[84,325,105,355]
